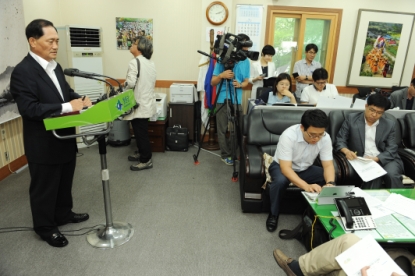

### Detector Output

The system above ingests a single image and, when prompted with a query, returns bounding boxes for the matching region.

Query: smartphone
[292,72,299,78]
[260,73,266,77]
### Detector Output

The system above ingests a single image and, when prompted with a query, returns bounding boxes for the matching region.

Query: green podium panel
[44,90,136,131]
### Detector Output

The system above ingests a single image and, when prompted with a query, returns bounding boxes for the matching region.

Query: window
[265,6,342,83]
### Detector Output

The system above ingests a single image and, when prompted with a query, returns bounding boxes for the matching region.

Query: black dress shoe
[57,213,89,226]
[43,232,68,247]
[266,213,279,232]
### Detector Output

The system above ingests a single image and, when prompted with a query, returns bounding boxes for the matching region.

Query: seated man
[335,93,404,189]
[273,233,402,276]
[266,109,335,232]
[389,78,415,110]
[300,68,339,105]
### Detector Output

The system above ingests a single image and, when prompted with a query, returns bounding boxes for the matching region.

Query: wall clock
[206,1,229,26]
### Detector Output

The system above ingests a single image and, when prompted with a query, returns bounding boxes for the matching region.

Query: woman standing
[124,36,157,171]
[249,45,276,99]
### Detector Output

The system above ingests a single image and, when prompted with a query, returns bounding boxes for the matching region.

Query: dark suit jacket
[334,112,403,168]
[389,87,415,110]
[10,54,80,164]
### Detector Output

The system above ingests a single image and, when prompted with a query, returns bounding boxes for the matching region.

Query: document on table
[335,235,407,276]
[348,157,387,182]
[383,193,415,220]
[375,214,414,239]
[350,188,392,218]
[316,95,352,109]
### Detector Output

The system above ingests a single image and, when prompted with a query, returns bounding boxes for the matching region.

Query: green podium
[44,90,136,249]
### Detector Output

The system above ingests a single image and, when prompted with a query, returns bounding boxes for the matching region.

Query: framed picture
[347,9,415,87]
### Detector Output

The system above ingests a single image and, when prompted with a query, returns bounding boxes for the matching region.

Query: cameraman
[211,34,251,166]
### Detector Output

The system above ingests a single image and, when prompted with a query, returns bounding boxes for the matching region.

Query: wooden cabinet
[168,103,194,142]
[148,119,167,152]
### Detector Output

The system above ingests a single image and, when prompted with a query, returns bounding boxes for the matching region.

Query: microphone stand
[58,73,134,248]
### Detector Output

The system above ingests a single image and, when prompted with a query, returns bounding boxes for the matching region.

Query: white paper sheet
[316,96,353,109]
[383,193,415,220]
[335,235,407,276]
[348,158,387,182]
[352,98,367,109]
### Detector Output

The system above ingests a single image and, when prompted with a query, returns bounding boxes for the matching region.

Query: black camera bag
[166,125,189,152]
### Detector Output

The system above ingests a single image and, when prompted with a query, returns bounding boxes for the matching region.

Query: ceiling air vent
[69,27,100,47]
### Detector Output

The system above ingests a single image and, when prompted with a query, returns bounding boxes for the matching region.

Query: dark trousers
[268,161,325,216]
[130,118,152,163]
[28,159,76,238]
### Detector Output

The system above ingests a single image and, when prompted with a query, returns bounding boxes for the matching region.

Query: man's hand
[364,155,379,162]
[307,184,322,193]
[69,98,84,111]
[82,96,92,107]
[220,70,234,79]
[344,150,357,160]
[232,79,242,88]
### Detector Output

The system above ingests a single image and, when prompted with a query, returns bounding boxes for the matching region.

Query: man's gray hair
[135,36,153,59]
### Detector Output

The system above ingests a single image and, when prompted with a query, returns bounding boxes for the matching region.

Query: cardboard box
[170,83,195,103]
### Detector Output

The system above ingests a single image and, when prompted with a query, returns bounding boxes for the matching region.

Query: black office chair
[353,87,371,103]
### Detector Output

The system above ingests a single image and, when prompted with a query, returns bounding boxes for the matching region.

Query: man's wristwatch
[326,181,336,185]
[305,75,308,80]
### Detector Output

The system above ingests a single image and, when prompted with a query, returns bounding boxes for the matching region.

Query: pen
[82,96,86,101]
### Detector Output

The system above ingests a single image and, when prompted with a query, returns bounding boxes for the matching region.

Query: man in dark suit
[10,19,92,247]
[335,93,404,189]
[389,78,415,110]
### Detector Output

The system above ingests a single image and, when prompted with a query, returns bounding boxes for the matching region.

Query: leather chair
[240,108,343,214]
[328,110,362,186]
[397,113,415,182]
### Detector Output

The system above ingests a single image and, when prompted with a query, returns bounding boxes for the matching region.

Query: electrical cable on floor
[192,144,220,157]
[61,224,105,236]
[0,224,104,236]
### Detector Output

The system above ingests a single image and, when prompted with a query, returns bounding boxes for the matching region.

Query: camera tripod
[193,71,242,182]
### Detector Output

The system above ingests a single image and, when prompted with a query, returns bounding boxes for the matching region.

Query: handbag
[278,206,330,252]
[166,125,189,152]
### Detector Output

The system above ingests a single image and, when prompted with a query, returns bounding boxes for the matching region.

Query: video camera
[214,32,259,70]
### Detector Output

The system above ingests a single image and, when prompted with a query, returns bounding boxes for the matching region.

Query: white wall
[22,0,415,86]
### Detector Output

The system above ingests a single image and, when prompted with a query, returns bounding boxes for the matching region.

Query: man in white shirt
[335,94,404,189]
[266,109,335,232]
[300,68,339,105]
[293,44,322,98]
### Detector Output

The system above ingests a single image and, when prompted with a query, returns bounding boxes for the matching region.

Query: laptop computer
[304,185,355,205]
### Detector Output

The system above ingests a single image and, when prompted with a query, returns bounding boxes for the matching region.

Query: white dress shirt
[29,51,72,113]
[274,124,333,172]
[364,118,380,157]
[300,84,339,105]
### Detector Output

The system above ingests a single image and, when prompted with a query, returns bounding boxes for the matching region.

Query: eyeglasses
[368,107,384,116]
[315,81,327,85]
[307,51,316,55]
[305,131,326,139]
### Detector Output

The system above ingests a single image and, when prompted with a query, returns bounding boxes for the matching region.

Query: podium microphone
[63,68,123,93]
[63,68,95,78]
